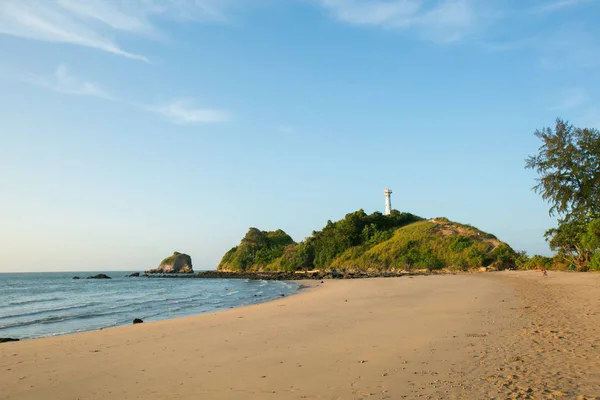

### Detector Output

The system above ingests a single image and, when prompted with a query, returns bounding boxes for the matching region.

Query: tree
[525,118,600,221]
[544,220,589,268]
[527,119,600,269]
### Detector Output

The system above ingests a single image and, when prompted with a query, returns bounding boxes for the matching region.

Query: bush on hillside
[218,228,295,271]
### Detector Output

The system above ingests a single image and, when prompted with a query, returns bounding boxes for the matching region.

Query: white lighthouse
[384,188,392,216]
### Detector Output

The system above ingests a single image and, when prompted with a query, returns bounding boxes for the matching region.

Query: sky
[1,0,599,272]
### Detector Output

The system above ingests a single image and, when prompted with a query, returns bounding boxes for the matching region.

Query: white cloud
[317,0,419,28]
[20,65,229,125]
[56,0,155,34]
[150,100,230,125]
[23,65,114,100]
[0,1,148,61]
[0,0,234,61]
[314,0,476,42]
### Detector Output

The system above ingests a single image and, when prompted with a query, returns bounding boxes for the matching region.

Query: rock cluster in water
[145,252,193,274]
[86,274,112,279]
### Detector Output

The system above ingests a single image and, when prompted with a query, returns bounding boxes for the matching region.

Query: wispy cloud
[21,65,229,125]
[278,125,295,134]
[0,1,148,61]
[550,87,588,111]
[22,65,114,100]
[0,0,234,61]
[580,107,600,128]
[316,0,420,28]
[538,25,600,70]
[314,0,477,42]
[149,100,230,125]
[549,87,599,128]
[534,0,586,13]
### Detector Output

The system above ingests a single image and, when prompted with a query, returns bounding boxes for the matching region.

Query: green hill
[331,218,514,271]
[217,210,517,272]
[218,228,295,271]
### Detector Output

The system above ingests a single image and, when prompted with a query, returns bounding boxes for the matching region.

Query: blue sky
[1,0,599,272]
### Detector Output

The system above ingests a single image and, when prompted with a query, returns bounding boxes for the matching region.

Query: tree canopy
[526,118,600,221]
[526,119,600,270]
[217,228,295,271]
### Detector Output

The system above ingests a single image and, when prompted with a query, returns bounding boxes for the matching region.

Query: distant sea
[0,272,299,340]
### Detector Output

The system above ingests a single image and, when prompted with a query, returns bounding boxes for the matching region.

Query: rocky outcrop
[145,252,193,274]
[86,274,112,279]
[72,276,81,280]
[125,272,140,277]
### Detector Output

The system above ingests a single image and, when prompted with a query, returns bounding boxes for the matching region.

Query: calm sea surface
[0,272,299,340]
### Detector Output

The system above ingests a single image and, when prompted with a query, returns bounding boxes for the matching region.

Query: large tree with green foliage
[526,118,600,221]
[526,119,600,269]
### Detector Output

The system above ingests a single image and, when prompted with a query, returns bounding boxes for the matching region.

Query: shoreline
[137,269,459,280]
[2,272,598,399]
[2,279,320,344]
[0,276,306,342]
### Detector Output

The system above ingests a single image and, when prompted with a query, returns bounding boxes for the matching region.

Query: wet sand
[1,272,599,399]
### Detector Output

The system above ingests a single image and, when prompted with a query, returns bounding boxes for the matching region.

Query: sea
[0,272,299,340]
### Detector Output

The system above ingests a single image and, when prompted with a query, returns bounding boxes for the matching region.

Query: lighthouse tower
[384,188,392,216]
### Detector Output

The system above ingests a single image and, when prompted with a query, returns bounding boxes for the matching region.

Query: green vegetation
[526,119,600,270]
[217,211,517,272]
[218,118,600,273]
[515,253,553,270]
[330,219,514,271]
[217,228,295,271]
[160,251,183,266]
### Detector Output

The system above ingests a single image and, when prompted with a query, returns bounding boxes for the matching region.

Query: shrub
[590,252,600,271]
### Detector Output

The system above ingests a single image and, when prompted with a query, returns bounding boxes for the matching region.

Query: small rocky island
[86,274,111,279]
[145,252,194,274]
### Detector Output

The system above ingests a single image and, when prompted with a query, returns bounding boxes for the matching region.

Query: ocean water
[0,272,299,340]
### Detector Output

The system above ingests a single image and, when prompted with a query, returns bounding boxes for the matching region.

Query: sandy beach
[1,271,599,399]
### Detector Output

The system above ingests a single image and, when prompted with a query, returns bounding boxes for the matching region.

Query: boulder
[86,274,112,279]
[145,252,194,274]
[0,338,19,343]
[133,318,143,324]
[125,272,140,277]
[72,276,81,280]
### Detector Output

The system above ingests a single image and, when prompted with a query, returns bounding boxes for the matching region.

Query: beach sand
[1,271,599,399]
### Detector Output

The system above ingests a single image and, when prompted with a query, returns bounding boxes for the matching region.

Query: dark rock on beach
[0,338,20,343]
[133,318,143,324]
[145,252,193,274]
[86,274,112,279]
